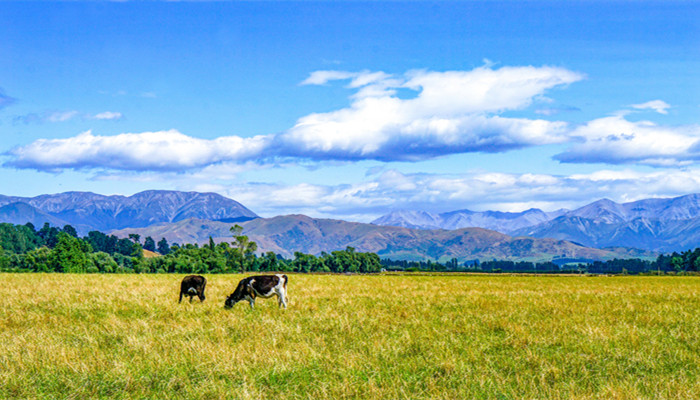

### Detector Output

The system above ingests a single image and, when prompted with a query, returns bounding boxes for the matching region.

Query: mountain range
[0,190,257,235]
[372,194,700,252]
[2,190,700,261]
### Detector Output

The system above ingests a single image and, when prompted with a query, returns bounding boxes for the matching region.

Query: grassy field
[1,273,699,399]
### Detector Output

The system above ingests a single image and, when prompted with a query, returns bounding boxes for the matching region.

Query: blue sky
[1,1,699,221]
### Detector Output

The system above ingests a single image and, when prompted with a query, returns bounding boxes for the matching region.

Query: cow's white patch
[250,275,288,309]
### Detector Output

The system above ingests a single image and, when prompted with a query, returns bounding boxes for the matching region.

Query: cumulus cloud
[554,114,700,166]
[631,100,671,115]
[280,65,583,161]
[5,130,271,172]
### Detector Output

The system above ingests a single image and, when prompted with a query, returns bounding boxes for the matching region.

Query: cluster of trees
[382,253,700,275]
[379,258,453,272]
[557,251,700,275]
[0,222,381,274]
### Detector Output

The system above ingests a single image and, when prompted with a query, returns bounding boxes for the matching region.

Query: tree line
[381,253,700,274]
[0,222,381,274]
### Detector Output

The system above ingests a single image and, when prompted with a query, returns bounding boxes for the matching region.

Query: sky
[1,1,699,222]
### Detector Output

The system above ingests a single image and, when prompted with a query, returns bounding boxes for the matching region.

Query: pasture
[1,273,699,399]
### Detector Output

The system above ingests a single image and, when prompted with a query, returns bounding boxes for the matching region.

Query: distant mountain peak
[0,190,258,235]
[372,193,700,252]
[372,206,558,233]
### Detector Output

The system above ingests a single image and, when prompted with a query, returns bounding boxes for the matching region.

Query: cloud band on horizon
[206,168,700,220]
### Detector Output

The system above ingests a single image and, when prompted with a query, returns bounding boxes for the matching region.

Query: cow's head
[224,294,239,309]
[224,280,250,309]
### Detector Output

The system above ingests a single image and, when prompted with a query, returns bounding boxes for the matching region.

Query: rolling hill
[110,215,652,262]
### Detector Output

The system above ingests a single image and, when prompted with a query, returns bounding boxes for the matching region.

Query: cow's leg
[278,289,288,309]
[179,291,183,303]
[248,299,255,309]
[189,295,193,303]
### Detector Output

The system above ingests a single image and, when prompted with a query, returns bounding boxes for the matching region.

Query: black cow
[224,274,288,309]
[179,275,207,303]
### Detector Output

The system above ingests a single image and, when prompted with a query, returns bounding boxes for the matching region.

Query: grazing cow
[224,274,288,309]
[179,275,207,303]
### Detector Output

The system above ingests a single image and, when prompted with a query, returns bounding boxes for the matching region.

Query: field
[1,273,699,399]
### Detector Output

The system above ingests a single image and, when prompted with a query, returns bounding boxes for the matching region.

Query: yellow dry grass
[0,273,698,399]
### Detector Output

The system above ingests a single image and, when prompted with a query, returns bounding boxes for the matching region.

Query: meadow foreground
[1,273,698,399]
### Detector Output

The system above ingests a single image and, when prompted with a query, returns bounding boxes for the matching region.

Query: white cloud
[401,66,582,114]
[631,100,671,115]
[48,111,78,122]
[91,111,123,120]
[14,110,123,124]
[14,110,79,124]
[555,114,700,166]
[282,65,583,161]
[6,130,271,171]
[299,70,360,85]
[535,105,580,116]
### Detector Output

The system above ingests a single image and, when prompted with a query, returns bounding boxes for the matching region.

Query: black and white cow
[224,274,288,309]
[179,275,207,303]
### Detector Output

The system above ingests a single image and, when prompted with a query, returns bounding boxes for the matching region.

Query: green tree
[90,251,118,273]
[292,252,313,273]
[116,238,135,256]
[49,232,93,273]
[62,224,78,238]
[131,242,144,259]
[259,251,279,271]
[38,223,61,248]
[0,245,8,271]
[128,234,141,245]
[230,224,257,272]
[157,237,170,255]
[143,236,156,252]
[671,256,684,273]
[24,247,51,272]
[0,223,42,253]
